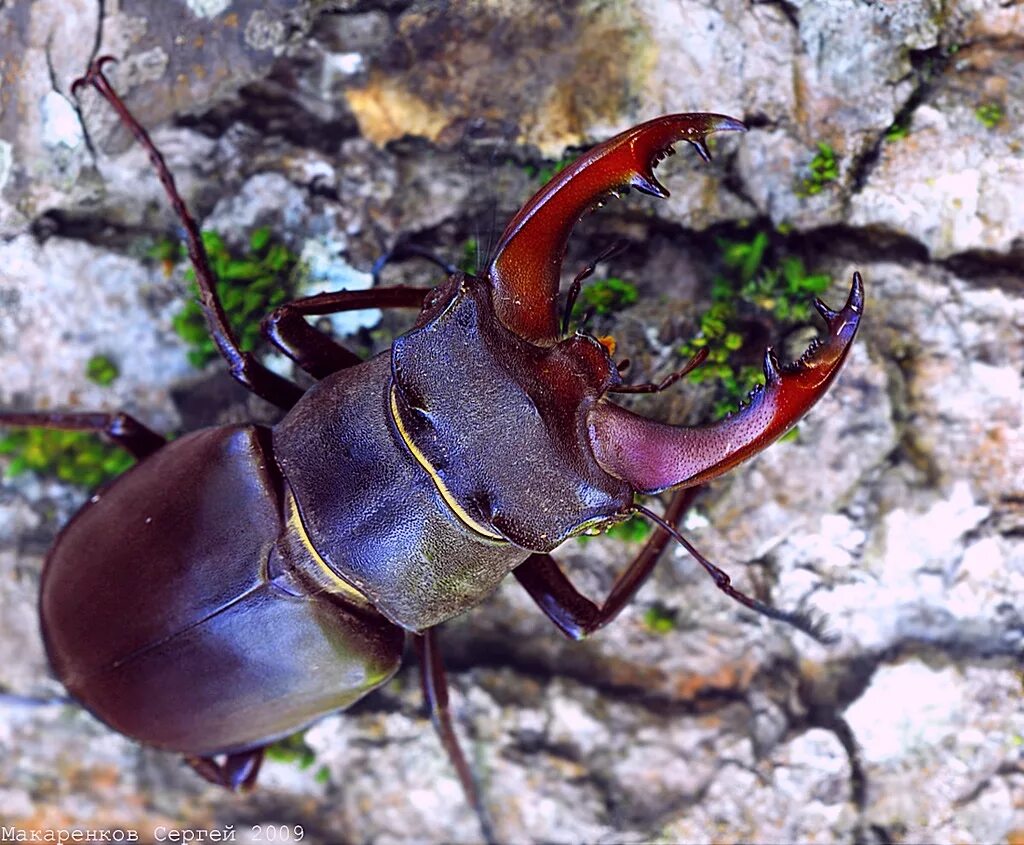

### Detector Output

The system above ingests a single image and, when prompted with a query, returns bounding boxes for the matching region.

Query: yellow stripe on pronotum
[285,490,371,604]
[390,387,506,542]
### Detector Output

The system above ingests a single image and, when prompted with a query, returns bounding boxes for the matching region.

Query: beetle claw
[587,272,864,494]
[632,172,669,198]
[71,55,119,97]
[763,347,782,386]
[486,113,747,343]
[813,272,863,331]
[813,297,839,324]
[689,137,713,163]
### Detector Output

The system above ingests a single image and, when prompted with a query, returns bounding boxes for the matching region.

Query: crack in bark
[750,0,800,31]
[90,0,104,70]
[847,44,955,198]
[67,0,105,163]
[440,626,756,717]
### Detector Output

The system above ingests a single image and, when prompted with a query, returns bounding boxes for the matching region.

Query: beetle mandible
[1,57,863,837]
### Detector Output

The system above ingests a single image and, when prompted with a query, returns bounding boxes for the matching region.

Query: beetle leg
[184,747,264,791]
[518,488,830,642]
[226,748,265,790]
[184,755,223,787]
[514,488,696,640]
[72,57,304,411]
[588,273,864,493]
[0,411,165,460]
[486,113,746,343]
[414,629,496,844]
[262,286,430,379]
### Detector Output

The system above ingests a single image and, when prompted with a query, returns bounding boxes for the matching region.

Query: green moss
[797,142,840,197]
[642,604,677,634]
[884,121,910,142]
[460,238,479,274]
[975,102,1004,130]
[265,730,329,783]
[146,235,181,265]
[577,512,651,545]
[778,427,800,444]
[265,730,317,769]
[573,276,639,319]
[606,513,652,543]
[527,153,579,185]
[85,354,119,386]
[0,428,134,487]
[154,227,297,369]
[679,228,832,417]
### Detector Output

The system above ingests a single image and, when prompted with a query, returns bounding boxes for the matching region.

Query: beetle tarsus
[185,748,265,791]
[70,55,118,97]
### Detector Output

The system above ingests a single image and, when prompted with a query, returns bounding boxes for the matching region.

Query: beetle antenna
[373,243,459,283]
[562,240,630,335]
[576,307,595,333]
[633,503,836,644]
[610,347,709,395]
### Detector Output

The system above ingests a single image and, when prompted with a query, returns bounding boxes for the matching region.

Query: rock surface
[1,1,1022,843]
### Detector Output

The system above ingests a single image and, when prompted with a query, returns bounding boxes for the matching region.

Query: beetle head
[392,113,862,550]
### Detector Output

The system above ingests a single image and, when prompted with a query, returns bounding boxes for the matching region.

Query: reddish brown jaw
[587,272,864,494]
[485,113,747,344]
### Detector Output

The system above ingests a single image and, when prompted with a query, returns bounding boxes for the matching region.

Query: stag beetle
[1,58,862,837]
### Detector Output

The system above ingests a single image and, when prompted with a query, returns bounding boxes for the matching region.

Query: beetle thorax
[389,275,632,551]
